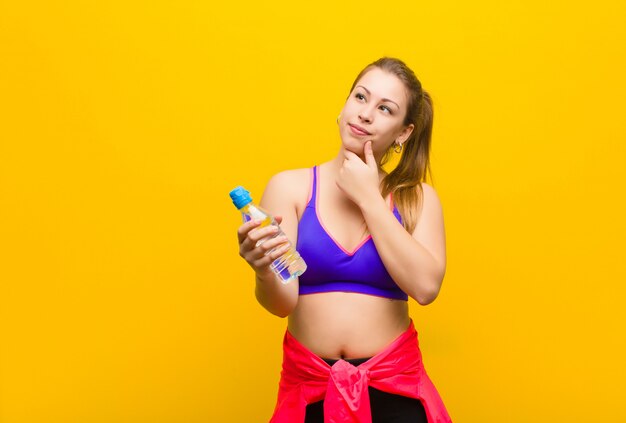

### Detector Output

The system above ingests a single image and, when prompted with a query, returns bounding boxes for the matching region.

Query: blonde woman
[237,57,451,422]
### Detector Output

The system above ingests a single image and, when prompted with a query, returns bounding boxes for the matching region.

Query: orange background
[1,1,625,421]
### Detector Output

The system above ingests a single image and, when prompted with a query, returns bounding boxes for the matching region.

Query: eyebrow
[356,85,400,109]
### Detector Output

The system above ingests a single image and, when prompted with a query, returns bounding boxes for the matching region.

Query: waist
[322,356,372,366]
[288,292,410,359]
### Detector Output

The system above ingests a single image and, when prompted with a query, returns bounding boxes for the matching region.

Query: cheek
[378,141,395,154]
[387,122,406,138]
[374,132,398,152]
[342,103,356,116]
[376,123,397,140]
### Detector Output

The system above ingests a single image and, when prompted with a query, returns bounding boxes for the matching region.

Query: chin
[342,141,361,154]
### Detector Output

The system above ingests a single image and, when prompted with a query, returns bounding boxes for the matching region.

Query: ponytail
[381,91,434,233]
[349,57,435,234]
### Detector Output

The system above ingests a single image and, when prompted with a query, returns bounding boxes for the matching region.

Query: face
[338,67,414,160]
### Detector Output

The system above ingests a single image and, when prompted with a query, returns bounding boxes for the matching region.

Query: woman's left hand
[337,141,381,208]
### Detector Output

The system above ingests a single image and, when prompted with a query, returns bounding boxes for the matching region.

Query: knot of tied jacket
[325,359,372,422]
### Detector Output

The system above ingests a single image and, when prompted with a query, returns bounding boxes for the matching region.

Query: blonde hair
[348,57,434,233]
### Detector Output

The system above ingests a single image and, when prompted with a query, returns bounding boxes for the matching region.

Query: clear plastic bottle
[230,186,307,284]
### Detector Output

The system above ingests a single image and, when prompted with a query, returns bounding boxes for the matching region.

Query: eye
[379,105,392,114]
[355,92,366,101]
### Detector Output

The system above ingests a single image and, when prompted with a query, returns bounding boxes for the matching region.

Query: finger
[268,242,292,260]
[344,149,359,161]
[250,238,291,268]
[262,235,289,254]
[364,141,377,168]
[239,224,279,255]
[247,224,280,245]
[237,219,262,244]
[253,242,291,268]
[245,235,288,261]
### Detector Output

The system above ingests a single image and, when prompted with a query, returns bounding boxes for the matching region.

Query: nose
[359,103,376,123]
[358,104,374,124]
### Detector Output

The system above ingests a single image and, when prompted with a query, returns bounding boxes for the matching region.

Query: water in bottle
[230,186,307,283]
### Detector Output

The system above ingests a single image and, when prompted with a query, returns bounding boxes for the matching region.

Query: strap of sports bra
[306,165,402,223]
[305,165,318,208]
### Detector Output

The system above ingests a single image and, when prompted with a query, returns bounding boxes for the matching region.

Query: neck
[326,153,345,175]
[324,146,386,180]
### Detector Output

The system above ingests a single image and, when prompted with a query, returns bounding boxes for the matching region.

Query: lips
[348,123,371,136]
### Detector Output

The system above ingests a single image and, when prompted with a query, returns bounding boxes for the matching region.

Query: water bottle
[230,186,307,283]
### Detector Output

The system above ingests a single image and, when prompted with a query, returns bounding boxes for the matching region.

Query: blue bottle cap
[229,186,253,209]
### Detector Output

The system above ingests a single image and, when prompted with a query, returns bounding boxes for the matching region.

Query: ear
[397,123,415,144]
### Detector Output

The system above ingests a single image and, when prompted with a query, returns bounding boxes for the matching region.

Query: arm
[243,170,304,317]
[359,183,447,305]
[337,141,446,305]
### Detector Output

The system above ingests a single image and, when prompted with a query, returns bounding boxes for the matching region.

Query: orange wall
[1,1,625,421]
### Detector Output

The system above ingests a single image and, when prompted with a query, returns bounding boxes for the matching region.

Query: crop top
[296,166,409,301]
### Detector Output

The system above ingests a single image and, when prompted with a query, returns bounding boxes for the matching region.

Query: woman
[237,57,451,422]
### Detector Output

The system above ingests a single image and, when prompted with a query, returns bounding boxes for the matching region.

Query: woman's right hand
[237,216,291,276]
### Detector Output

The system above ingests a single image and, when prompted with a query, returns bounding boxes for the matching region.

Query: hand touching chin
[337,141,380,207]
[344,142,367,161]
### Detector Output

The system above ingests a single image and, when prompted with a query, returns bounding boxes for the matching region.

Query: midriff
[287,291,411,360]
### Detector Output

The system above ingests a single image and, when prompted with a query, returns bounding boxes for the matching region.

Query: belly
[287,292,411,360]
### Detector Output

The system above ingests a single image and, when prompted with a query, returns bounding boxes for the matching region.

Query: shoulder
[419,182,443,209]
[412,182,444,231]
[267,168,311,189]
[260,167,312,215]
[264,168,311,199]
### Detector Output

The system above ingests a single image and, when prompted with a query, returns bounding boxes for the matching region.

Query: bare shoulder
[260,168,312,217]
[263,168,311,201]
[415,182,444,230]
[419,182,444,212]
[266,168,311,190]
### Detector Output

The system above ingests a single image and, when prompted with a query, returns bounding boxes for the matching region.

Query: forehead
[355,68,407,106]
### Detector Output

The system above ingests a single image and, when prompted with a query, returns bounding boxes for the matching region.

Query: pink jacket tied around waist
[270,320,452,423]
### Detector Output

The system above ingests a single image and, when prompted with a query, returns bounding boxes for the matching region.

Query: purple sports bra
[296,166,408,301]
